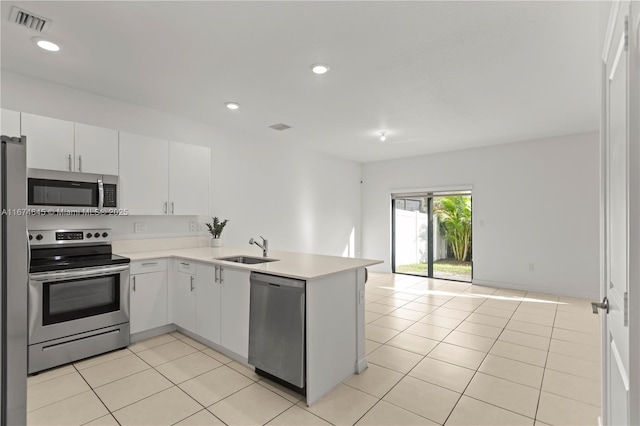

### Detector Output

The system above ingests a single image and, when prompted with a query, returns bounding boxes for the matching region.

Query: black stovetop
[29,244,130,273]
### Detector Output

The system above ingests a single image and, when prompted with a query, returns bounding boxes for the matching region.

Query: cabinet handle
[171,202,175,215]
[163,202,168,215]
[132,276,136,291]
[180,262,190,266]
[220,267,224,284]
[141,262,158,266]
[190,275,195,292]
[215,266,219,283]
[68,154,72,172]
[78,155,82,172]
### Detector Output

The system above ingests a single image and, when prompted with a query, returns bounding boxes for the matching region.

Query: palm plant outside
[433,196,472,262]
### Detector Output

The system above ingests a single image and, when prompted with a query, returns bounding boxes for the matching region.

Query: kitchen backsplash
[27,214,208,241]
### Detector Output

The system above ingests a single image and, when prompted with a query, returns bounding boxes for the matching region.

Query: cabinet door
[195,264,220,344]
[74,123,118,175]
[176,272,197,333]
[1,109,20,137]
[119,132,169,215]
[22,113,75,172]
[168,141,210,215]
[220,267,251,358]
[130,271,168,334]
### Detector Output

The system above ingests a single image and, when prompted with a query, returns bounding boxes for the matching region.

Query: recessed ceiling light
[379,131,387,142]
[32,37,60,52]
[311,64,330,75]
[225,102,240,110]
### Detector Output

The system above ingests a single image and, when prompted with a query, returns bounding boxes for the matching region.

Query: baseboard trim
[130,324,177,343]
[472,279,599,300]
[356,357,368,374]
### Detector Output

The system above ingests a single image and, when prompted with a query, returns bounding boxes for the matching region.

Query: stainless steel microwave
[27,169,118,212]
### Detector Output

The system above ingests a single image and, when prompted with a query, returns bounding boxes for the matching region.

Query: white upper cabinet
[119,132,169,215]
[169,141,210,216]
[119,135,210,216]
[1,109,20,137]
[21,113,118,175]
[74,123,119,175]
[22,113,75,172]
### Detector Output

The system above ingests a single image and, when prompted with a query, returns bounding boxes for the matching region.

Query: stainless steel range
[27,229,130,374]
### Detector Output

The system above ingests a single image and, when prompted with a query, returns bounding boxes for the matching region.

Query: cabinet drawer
[178,260,196,274]
[130,259,167,274]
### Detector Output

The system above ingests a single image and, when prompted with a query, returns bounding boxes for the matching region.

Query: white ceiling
[1,1,600,163]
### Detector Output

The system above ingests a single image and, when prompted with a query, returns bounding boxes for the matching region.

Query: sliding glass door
[392,191,472,282]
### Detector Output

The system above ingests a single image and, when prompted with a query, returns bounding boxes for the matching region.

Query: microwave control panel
[103,184,117,207]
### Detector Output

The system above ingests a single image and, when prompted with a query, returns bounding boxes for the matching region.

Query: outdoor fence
[394,209,447,266]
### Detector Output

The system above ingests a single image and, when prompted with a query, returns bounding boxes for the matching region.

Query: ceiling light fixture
[225,102,240,110]
[311,64,330,75]
[32,37,60,52]
[379,131,387,142]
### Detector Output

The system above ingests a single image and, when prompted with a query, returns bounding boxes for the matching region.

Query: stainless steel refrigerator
[0,134,27,426]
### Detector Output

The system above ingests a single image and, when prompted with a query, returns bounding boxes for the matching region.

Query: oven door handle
[29,265,130,282]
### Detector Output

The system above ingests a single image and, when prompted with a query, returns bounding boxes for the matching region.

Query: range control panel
[29,229,112,246]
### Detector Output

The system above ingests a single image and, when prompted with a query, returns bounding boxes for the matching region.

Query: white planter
[211,238,222,247]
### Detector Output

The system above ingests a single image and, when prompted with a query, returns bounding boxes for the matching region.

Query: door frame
[390,188,473,283]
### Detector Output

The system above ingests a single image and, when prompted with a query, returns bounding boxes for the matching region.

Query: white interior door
[600,1,639,424]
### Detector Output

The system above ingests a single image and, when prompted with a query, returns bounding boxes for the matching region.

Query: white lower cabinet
[176,269,197,333]
[171,261,250,358]
[130,260,168,334]
[195,264,220,344]
[220,267,251,359]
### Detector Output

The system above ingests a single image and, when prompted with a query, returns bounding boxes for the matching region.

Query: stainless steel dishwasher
[248,272,305,391]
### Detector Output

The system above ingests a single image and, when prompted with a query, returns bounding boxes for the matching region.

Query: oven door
[28,264,130,344]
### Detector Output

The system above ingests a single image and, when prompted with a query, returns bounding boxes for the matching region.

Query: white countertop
[117,246,382,280]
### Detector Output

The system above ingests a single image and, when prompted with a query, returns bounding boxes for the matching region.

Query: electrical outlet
[529,263,535,272]
[134,222,146,233]
[189,221,197,232]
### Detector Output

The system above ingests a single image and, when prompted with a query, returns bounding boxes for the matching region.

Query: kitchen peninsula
[116,241,382,405]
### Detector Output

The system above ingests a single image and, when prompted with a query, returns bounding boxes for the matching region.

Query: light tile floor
[27,273,602,425]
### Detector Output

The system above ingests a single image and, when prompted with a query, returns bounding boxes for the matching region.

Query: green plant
[434,196,471,261]
[206,217,229,238]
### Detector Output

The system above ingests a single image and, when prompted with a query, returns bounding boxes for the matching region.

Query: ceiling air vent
[269,123,292,131]
[9,6,52,33]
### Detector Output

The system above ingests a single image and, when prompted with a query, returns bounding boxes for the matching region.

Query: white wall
[2,71,362,257]
[362,133,600,299]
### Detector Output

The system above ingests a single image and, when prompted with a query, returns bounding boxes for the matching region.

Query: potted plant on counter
[206,217,229,247]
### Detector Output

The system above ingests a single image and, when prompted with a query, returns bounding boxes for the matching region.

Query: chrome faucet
[249,236,268,257]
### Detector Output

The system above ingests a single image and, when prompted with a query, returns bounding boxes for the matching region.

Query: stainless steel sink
[216,256,278,265]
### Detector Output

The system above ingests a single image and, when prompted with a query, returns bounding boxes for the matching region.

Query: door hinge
[624,291,628,326]
[624,16,629,51]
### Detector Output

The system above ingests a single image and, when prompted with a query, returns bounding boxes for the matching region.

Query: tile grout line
[440,294,525,425]
[72,361,122,426]
[531,292,559,424]
[351,279,469,426]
